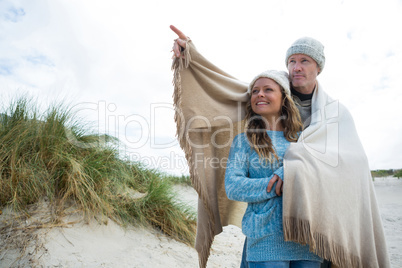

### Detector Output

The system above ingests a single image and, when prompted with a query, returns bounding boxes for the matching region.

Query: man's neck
[291,82,317,100]
[291,87,314,101]
[292,81,316,95]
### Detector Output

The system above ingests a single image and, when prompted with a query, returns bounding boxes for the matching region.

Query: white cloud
[0,0,401,173]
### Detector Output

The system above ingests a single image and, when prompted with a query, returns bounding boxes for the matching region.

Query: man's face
[287,54,320,94]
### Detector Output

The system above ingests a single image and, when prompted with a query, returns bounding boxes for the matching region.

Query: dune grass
[164,174,192,187]
[0,97,196,246]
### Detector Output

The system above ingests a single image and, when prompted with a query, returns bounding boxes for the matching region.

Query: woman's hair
[244,83,303,163]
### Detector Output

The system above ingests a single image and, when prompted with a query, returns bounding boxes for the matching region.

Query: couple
[170,25,390,268]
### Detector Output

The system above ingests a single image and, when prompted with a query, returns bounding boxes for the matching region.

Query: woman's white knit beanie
[285,37,325,74]
[247,70,291,97]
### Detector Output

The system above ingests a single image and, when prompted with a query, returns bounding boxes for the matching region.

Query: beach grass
[371,169,402,180]
[0,97,196,246]
[164,174,192,186]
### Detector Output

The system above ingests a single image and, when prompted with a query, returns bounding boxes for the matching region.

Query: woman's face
[250,78,283,120]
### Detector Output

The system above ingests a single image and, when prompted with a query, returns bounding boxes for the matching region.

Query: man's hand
[170,25,188,57]
[267,174,283,196]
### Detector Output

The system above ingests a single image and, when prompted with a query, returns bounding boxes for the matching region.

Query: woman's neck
[264,116,284,131]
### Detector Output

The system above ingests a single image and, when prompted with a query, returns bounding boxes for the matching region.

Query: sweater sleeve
[274,166,284,180]
[225,135,281,203]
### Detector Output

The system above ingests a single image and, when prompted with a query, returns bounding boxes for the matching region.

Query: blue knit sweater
[225,131,322,262]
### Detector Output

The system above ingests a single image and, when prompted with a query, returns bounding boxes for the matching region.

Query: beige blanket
[171,40,390,268]
[283,83,390,267]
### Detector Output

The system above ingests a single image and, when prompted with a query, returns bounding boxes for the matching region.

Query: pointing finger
[170,25,187,40]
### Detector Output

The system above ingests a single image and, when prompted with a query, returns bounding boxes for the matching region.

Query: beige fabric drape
[172,41,248,267]
[171,40,390,268]
[282,84,390,267]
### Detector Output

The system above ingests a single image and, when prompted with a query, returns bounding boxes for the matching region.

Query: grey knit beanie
[285,37,325,74]
[247,70,290,97]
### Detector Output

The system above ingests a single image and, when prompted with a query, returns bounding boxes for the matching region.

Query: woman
[225,70,322,268]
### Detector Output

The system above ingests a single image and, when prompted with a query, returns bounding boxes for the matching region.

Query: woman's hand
[267,174,283,196]
[170,25,188,58]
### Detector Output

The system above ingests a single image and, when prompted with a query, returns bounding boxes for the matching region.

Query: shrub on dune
[0,97,196,248]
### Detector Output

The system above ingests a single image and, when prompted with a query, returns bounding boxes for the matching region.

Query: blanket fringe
[283,217,363,268]
[171,41,216,268]
[197,220,215,268]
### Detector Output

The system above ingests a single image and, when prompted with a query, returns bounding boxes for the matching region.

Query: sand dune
[1,177,401,267]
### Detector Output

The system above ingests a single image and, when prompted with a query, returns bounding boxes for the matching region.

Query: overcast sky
[1,0,401,175]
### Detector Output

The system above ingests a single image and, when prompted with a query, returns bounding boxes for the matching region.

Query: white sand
[1,177,401,268]
[373,176,402,268]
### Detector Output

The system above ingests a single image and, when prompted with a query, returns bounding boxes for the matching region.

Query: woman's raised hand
[170,25,188,58]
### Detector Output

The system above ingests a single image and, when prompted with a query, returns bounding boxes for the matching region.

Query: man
[286,37,324,123]
[279,37,331,268]
[170,25,390,268]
